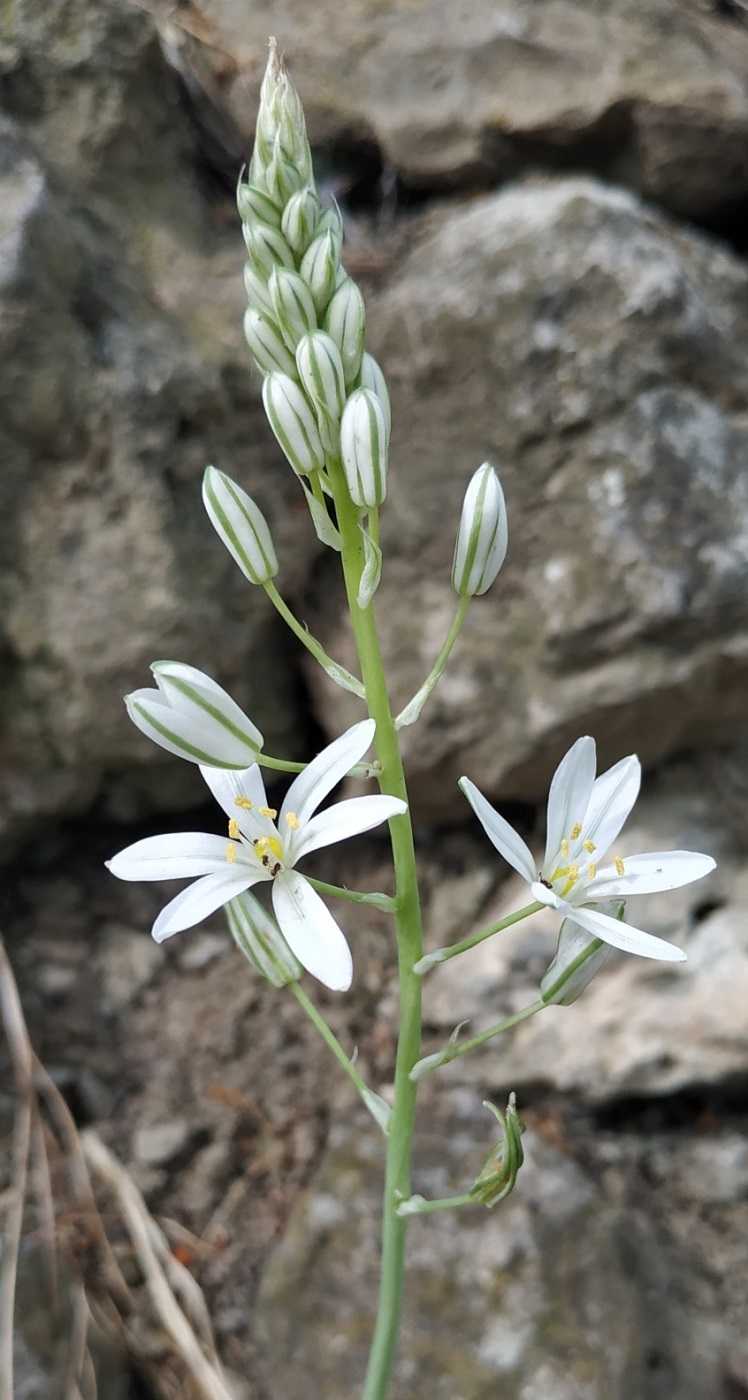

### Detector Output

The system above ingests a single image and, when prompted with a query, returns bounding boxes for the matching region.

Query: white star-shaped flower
[460,736,716,963]
[107,720,405,991]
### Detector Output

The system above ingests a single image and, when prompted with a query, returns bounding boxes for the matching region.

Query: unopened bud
[263,372,326,476]
[540,905,621,1006]
[243,221,295,281]
[202,465,279,586]
[126,661,263,768]
[243,262,275,317]
[282,186,321,257]
[269,267,318,350]
[250,40,313,200]
[243,307,298,377]
[299,230,341,316]
[324,278,366,386]
[359,352,391,438]
[236,177,282,230]
[340,388,389,508]
[315,205,344,241]
[226,890,302,987]
[451,462,508,598]
[295,331,346,424]
[469,1095,526,1207]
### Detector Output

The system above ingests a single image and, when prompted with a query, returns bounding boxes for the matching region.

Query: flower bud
[236,177,282,230]
[263,372,326,476]
[243,221,295,281]
[226,890,302,987]
[281,186,320,257]
[202,465,279,585]
[469,1095,526,1207]
[126,661,263,768]
[250,41,313,199]
[243,262,275,317]
[295,331,346,424]
[451,463,508,598]
[315,204,344,241]
[359,352,391,438]
[540,905,621,1006]
[243,307,298,377]
[324,278,366,386]
[269,267,318,350]
[299,230,341,316]
[340,388,389,508]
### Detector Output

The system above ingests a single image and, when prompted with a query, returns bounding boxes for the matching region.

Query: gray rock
[96,922,162,1013]
[308,178,748,815]
[133,1117,201,1168]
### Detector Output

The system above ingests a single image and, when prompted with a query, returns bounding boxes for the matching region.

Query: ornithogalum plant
[108,40,716,1399]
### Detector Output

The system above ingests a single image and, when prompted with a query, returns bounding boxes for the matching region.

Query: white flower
[126,661,263,768]
[107,720,405,992]
[460,736,716,963]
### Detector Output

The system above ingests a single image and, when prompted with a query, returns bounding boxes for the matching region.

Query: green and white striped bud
[469,1096,526,1208]
[315,205,344,241]
[451,463,508,598]
[263,372,326,476]
[295,331,346,424]
[299,230,341,316]
[243,262,275,317]
[226,891,302,988]
[250,41,313,200]
[269,267,318,350]
[359,352,391,439]
[243,307,298,377]
[282,186,320,258]
[340,388,389,508]
[202,465,279,586]
[324,278,366,386]
[243,221,295,282]
[126,661,263,768]
[236,177,282,230]
[540,905,620,1007]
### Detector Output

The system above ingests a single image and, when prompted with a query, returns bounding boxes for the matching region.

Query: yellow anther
[583,839,596,854]
[570,823,583,840]
[228,818,241,840]
[615,856,625,876]
[285,811,300,830]
[259,805,277,819]
[226,843,237,864]
[560,839,569,858]
[235,796,253,810]
[560,865,579,897]
[587,862,597,879]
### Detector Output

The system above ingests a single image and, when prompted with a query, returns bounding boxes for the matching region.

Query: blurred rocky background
[1,0,748,1396]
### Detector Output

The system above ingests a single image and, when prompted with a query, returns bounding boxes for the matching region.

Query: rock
[133,1117,203,1169]
[202,0,748,221]
[96,923,162,1014]
[307,177,748,816]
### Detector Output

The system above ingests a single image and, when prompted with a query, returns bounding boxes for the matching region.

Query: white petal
[282,719,376,828]
[107,832,234,881]
[588,850,716,897]
[152,870,258,942]
[272,870,353,991]
[531,880,562,909]
[126,693,259,768]
[290,794,406,861]
[568,903,686,962]
[459,778,536,884]
[154,662,264,750]
[199,763,274,840]
[543,736,596,868]
[581,754,641,858]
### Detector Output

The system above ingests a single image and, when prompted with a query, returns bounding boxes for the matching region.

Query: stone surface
[202,0,748,221]
[308,177,748,816]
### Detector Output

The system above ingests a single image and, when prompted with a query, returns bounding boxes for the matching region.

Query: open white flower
[460,736,716,963]
[107,720,405,992]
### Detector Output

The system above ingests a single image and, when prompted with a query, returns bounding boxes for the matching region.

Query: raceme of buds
[126,660,264,768]
[295,331,346,424]
[282,186,321,257]
[540,903,622,1007]
[451,462,508,598]
[300,230,341,316]
[250,41,313,200]
[469,1095,526,1208]
[269,267,319,350]
[202,465,279,586]
[226,889,303,987]
[340,388,389,508]
[359,352,391,438]
[263,372,326,476]
[325,278,366,386]
[243,307,298,377]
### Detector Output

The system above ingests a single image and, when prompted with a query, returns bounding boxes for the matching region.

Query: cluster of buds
[238,39,391,509]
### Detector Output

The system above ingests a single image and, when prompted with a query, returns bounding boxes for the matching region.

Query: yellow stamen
[235,796,253,810]
[560,839,569,858]
[560,864,579,897]
[587,862,597,879]
[226,843,237,864]
[615,856,625,876]
[570,823,583,840]
[228,819,241,840]
[285,811,300,830]
[259,805,277,819]
[583,839,596,854]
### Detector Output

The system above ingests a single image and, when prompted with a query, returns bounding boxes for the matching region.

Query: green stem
[415,900,544,974]
[395,596,470,728]
[289,982,390,1134]
[327,457,423,1400]
[395,1191,476,1216]
[411,998,546,1081]
[263,580,365,698]
[305,876,396,912]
